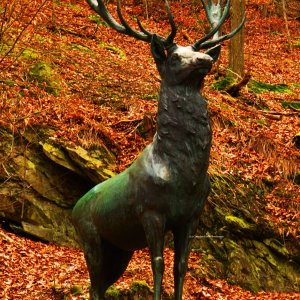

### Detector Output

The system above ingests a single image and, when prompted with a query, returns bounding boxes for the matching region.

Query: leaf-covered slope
[1,227,299,299]
[0,0,299,298]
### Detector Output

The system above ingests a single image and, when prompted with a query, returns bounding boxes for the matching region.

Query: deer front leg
[173,218,199,300]
[142,212,166,300]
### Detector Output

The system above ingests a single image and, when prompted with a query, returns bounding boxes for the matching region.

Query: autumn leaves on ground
[0,0,299,299]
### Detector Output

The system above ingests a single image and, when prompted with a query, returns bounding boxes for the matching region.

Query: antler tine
[199,15,246,50]
[203,0,222,30]
[116,0,151,41]
[87,0,151,42]
[87,0,125,33]
[198,14,246,49]
[136,18,153,37]
[164,0,177,47]
[86,0,177,46]
[192,0,245,51]
[192,0,230,51]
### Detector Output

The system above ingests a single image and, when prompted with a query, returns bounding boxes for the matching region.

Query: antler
[86,0,177,47]
[192,0,246,51]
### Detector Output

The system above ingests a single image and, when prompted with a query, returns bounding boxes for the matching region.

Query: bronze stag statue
[72,0,245,299]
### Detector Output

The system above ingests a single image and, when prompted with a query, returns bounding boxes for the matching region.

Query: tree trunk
[229,0,245,78]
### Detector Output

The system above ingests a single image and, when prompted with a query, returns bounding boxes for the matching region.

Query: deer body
[72,1,245,299]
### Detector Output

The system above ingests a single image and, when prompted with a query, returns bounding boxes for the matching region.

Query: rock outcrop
[0,126,115,246]
[0,126,299,292]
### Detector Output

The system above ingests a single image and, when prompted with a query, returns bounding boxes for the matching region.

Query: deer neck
[152,82,212,177]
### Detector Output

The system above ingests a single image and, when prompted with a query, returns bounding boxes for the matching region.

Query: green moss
[21,48,39,60]
[225,215,255,231]
[292,83,300,89]
[264,238,289,257]
[40,142,79,174]
[66,146,115,182]
[35,34,50,43]
[253,240,278,267]
[0,43,10,54]
[3,79,14,86]
[142,93,159,100]
[96,73,105,79]
[89,14,108,26]
[28,61,61,96]
[105,285,121,298]
[210,173,235,196]
[211,76,237,91]
[193,173,300,292]
[67,3,81,11]
[223,238,239,251]
[130,280,153,296]
[248,80,293,94]
[104,281,153,299]
[256,119,269,126]
[70,284,83,295]
[294,37,300,48]
[99,42,127,60]
[26,159,36,170]
[70,43,92,53]
[281,101,300,109]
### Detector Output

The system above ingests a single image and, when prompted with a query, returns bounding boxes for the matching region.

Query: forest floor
[0,0,300,299]
[1,227,299,299]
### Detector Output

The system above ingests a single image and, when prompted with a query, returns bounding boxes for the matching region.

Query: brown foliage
[0,0,299,298]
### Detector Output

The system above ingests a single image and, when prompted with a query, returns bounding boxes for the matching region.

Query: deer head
[151,38,221,88]
[87,0,245,89]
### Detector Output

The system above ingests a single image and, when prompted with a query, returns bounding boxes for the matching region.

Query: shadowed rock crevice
[0,126,115,246]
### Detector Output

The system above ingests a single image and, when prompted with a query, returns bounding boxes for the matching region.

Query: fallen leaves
[1,228,299,299]
[0,0,299,298]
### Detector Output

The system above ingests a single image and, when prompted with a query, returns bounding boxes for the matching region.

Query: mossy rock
[28,61,62,96]
[263,238,289,257]
[104,281,153,299]
[211,75,237,91]
[193,173,300,292]
[66,145,116,183]
[129,280,153,298]
[105,285,122,299]
[225,215,257,234]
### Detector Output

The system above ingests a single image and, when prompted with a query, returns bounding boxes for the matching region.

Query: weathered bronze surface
[72,1,245,299]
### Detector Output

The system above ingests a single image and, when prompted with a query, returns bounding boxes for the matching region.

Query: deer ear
[151,34,167,64]
[205,45,221,63]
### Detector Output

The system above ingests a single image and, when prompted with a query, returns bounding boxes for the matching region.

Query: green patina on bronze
[72,1,245,299]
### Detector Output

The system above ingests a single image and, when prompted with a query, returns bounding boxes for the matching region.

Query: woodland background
[0,0,299,299]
